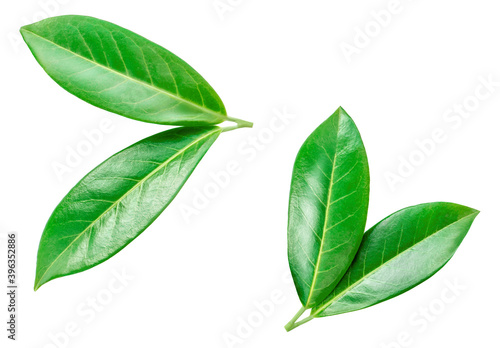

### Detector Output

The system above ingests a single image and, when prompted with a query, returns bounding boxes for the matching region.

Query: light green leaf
[287,107,370,309]
[21,15,230,126]
[312,202,479,317]
[35,126,221,290]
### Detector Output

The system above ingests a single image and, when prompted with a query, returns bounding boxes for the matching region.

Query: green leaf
[20,15,229,126]
[287,107,370,309]
[312,202,479,317]
[35,126,221,290]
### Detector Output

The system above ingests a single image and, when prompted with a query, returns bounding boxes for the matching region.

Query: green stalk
[285,306,315,332]
[226,116,253,129]
[286,315,314,332]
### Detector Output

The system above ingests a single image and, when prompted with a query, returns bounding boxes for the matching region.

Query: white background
[1,0,499,347]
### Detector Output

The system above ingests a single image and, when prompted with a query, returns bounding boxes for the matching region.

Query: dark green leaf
[35,126,221,290]
[288,107,370,309]
[21,15,227,126]
[312,202,479,317]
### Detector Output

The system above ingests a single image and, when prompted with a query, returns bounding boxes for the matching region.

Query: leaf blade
[35,126,221,290]
[287,107,370,308]
[312,202,479,317]
[21,15,227,126]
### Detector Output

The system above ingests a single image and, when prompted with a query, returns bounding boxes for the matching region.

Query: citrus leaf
[21,15,228,126]
[312,202,479,317]
[35,126,221,290]
[288,107,370,308]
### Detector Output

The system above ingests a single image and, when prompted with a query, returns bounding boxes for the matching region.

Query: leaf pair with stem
[21,15,252,290]
[285,107,478,331]
[21,17,479,331]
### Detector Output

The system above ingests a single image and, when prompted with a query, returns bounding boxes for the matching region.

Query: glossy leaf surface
[312,202,479,317]
[21,15,227,126]
[35,127,221,290]
[288,107,370,308]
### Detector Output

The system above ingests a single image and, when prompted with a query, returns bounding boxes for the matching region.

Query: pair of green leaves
[286,107,478,331]
[21,15,252,290]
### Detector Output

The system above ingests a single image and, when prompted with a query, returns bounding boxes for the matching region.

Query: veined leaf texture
[21,15,227,126]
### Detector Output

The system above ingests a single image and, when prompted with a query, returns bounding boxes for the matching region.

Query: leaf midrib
[21,28,226,121]
[35,128,220,289]
[305,114,340,308]
[312,210,477,316]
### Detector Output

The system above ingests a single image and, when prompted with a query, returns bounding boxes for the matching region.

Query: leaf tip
[34,269,48,292]
[19,26,28,38]
[19,25,34,47]
[332,106,354,124]
[459,204,480,219]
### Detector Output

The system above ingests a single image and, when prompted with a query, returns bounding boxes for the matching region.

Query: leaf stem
[221,125,240,133]
[285,306,314,332]
[226,116,253,129]
[289,315,314,331]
